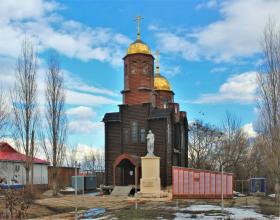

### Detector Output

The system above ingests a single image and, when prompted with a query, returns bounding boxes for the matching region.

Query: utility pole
[221,165,224,215]
[75,160,77,220]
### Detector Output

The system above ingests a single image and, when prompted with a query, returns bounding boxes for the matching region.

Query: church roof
[103,112,121,122]
[154,74,172,91]
[127,39,152,55]
[0,142,49,164]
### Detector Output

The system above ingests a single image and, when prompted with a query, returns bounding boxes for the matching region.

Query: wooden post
[135,166,138,192]
[221,165,224,214]
[75,161,77,220]
[113,164,116,186]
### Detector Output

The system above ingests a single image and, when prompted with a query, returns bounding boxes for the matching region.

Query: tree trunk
[52,167,58,196]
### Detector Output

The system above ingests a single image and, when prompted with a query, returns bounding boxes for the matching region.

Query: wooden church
[103,18,188,187]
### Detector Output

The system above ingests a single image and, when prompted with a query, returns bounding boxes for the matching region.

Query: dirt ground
[1,194,280,219]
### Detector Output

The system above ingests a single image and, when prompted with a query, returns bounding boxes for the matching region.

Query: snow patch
[174,204,277,219]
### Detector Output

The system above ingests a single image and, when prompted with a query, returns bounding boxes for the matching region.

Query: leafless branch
[44,52,68,195]
[10,38,39,185]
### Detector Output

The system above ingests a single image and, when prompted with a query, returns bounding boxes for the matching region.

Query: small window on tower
[140,128,146,143]
[163,97,168,109]
[131,61,137,74]
[131,121,138,143]
[143,63,149,74]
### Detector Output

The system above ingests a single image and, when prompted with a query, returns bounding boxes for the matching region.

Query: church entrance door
[113,153,140,187]
[117,159,135,185]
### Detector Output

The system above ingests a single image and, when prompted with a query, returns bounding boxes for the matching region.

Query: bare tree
[81,148,105,174]
[42,53,67,196]
[257,20,280,203]
[248,136,269,178]
[0,87,9,139]
[95,150,105,170]
[212,112,249,175]
[11,38,39,185]
[65,146,77,168]
[82,150,96,173]
[188,120,222,169]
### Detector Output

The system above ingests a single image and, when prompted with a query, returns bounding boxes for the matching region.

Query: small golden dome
[154,74,172,91]
[127,39,152,55]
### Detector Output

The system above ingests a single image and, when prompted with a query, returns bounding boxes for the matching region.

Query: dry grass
[1,194,280,219]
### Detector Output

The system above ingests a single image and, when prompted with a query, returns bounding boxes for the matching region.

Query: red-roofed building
[0,142,49,185]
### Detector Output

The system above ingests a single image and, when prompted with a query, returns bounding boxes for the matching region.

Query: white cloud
[68,143,104,163]
[0,0,58,21]
[69,120,103,134]
[66,90,118,106]
[63,71,120,106]
[153,0,280,62]
[154,32,199,61]
[66,106,96,119]
[0,0,130,66]
[0,61,119,109]
[0,57,16,90]
[242,123,257,138]
[194,71,257,104]
[64,71,120,98]
[0,0,122,115]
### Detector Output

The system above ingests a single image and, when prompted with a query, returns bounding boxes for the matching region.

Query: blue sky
[1,0,280,154]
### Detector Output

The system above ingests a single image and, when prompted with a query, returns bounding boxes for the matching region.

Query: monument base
[140,177,161,195]
[136,190,169,198]
[138,156,167,198]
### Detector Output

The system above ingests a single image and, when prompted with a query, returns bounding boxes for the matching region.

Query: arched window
[142,62,149,74]
[163,97,168,109]
[123,128,129,144]
[140,128,146,143]
[131,61,137,74]
[131,121,138,143]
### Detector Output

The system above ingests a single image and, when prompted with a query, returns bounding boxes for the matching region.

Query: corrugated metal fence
[172,166,233,199]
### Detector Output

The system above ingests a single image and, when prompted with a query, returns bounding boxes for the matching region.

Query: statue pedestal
[138,156,161,197]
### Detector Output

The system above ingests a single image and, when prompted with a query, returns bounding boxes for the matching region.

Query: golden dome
[154,74,172,91]
[127,39,152,55]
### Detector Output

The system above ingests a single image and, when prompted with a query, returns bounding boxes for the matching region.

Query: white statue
[146,130,155,156]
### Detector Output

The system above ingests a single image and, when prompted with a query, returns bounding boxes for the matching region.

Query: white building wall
[0,161,48,185]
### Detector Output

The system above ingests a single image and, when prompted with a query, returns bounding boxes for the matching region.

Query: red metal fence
[172,166,233,199]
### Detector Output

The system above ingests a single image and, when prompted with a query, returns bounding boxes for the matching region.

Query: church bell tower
[122,16,155,105]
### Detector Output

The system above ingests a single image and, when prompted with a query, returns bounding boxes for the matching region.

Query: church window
[142,63,149,74]
[131,66,136,74]
[163,97,168,109]
[140,128,146,143]
[131,61,137,74]
[131,121,138,143]
[167,123,171,144]
[123,128,129,144]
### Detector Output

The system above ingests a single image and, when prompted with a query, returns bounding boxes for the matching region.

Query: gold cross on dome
[156,50,159,67]
[135,16,143,40]
[156,50,160,75]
